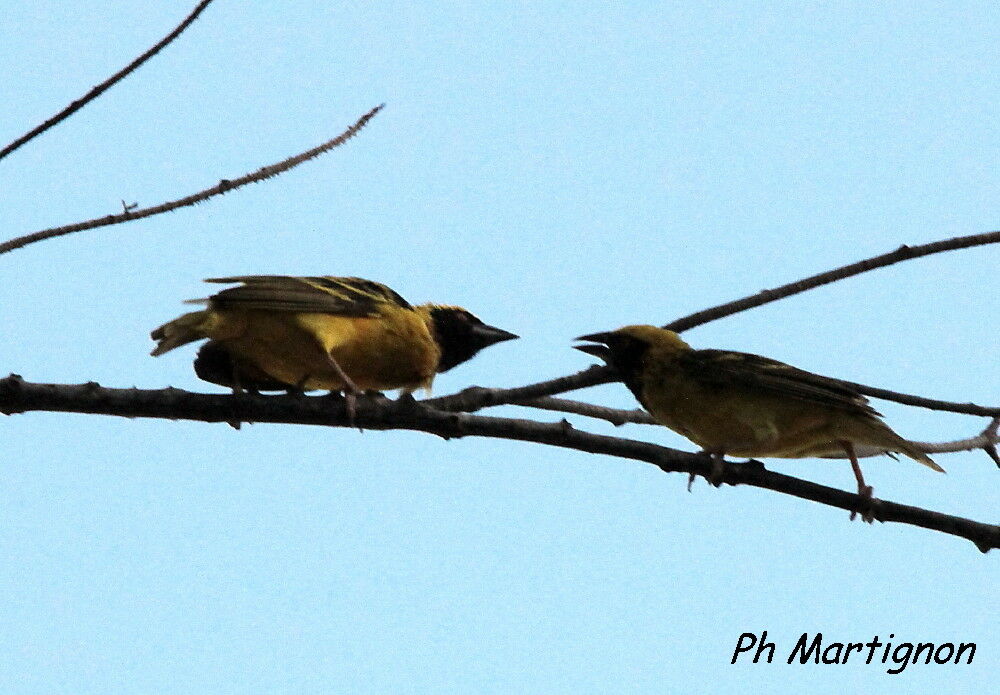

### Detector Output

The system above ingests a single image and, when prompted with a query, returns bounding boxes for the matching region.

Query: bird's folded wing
[198,276,412,316]
[684,349,880,417]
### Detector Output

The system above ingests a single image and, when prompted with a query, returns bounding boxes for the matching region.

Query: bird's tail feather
[899,440,945,473]
[150,310,210,356]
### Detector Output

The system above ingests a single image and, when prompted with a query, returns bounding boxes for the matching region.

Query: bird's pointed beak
[472,323,519,346]
[575,332,613,343]
[574,332,613,362]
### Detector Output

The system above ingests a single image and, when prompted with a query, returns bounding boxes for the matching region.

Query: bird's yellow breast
[200,307,440,392]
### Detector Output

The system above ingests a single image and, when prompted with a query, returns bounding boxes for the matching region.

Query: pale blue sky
[1,2,997,693]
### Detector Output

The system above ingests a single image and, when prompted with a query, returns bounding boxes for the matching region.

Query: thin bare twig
[912,419,1000,458]
[1,376,996,552]
[516,396,656,425]
[424,364,613,412]
[0,0,215,163]
[0,104,384,256]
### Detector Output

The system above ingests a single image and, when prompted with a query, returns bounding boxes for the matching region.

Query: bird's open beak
[473,324,519,346]
[573,332,613,362]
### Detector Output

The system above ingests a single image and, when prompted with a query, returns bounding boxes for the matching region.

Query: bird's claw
[708,454,727,487]
[325,386,361,427]
[688,452,727,491]
[849,485,876,523]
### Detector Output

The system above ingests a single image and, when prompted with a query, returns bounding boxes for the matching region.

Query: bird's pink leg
[324,353,361,424]
[842,441,874,523]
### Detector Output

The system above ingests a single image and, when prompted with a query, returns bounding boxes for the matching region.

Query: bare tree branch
[663,230,1000,332]
[0,104,384,256]
[426,365,612,412]
[515,396,657,426]
[0,1,216,163]
[835,380,1000,417]
[1,376,997,552]
[427,232,1000,417]
[913,417,1000,460]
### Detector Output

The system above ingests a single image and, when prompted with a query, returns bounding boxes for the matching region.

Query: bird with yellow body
[151,276,517,403]
[575,325,942,519]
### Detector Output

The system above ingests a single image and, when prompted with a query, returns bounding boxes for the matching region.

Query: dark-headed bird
[151,276,517,403]
[575,325,942,519]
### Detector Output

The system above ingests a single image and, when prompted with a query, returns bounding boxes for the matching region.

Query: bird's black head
[425,306,519,373]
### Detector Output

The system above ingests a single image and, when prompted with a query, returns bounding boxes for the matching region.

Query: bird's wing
[683,349,881,417]
[200,276,412,316]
